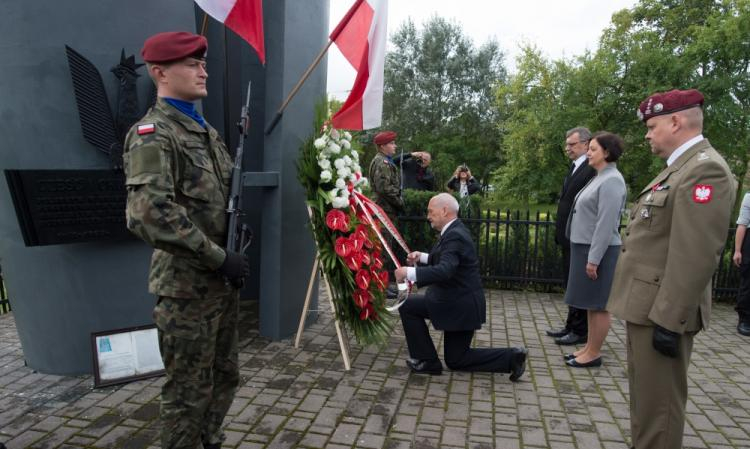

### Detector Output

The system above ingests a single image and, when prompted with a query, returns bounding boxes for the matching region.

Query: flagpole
[264,39,335,135]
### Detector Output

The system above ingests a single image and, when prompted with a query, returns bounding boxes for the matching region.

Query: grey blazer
[566,163,627,265]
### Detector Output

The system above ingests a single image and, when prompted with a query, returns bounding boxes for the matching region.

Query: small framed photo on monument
[91,324,165,388]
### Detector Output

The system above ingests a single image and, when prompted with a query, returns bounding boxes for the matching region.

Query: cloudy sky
[327,0,638,100]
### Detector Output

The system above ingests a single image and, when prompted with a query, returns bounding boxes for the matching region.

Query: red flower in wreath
[372,251,383,270]
[359,302,377,320]
[355,269,371,290]
[371,268,386,291]
[352,289,372,308]
[360,251,371,266]
[353,224,374,249]
[349,234,365,252]
[344,252,362,271]
[325,209,349,232]
[335,237,353,258]
[377,270,389,287]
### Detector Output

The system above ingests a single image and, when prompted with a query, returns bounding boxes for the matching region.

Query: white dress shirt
[667,134,704,167]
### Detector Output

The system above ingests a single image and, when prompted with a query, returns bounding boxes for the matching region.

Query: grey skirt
[564,243,620,311]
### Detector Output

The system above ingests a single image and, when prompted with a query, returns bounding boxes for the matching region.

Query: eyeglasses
[565,140,589,148]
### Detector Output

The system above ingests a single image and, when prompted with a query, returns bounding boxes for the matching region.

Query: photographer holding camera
[447,164,480,197]
[394,150,436,191]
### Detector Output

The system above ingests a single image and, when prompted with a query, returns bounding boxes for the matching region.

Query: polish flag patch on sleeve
[137,123,156,135]
[693,184,713,203]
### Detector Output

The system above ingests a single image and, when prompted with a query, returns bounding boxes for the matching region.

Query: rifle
[226,81,253,256]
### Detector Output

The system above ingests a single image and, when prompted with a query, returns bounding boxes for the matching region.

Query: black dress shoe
[509,347,528,382]
[738,321,750,336]
[555,332,587,345]
[566,357,602,368]
[406,358,442,375]
[546,327,569,338]
[563,353,576,361]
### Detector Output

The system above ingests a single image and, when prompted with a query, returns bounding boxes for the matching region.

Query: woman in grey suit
[563,132,627,368]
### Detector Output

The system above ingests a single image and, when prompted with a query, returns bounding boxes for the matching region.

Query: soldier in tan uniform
[607,89,735,449]
[123,32,249,449]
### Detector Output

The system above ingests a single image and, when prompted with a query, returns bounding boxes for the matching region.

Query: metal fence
[399,208,740,300]
[0,209,740,316]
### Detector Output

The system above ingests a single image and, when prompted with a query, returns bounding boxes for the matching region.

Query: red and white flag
[195,0,265,64]
[330,0,388,130]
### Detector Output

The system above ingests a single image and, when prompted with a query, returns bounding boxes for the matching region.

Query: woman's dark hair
[592,131,625,162]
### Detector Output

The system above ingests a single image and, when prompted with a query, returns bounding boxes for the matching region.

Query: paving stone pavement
[1,289,749,449]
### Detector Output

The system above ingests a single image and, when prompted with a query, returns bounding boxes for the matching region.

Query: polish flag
[195,0,265,64]
[330,0,388,130]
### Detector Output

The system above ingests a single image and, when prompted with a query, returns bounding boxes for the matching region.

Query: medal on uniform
[640,208,650,219]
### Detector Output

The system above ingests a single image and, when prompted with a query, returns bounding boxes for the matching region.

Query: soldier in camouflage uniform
[369,131,405,296]
[369,130,404,221]
[123,31,249,449]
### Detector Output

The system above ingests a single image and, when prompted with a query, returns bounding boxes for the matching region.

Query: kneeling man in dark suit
[394,193,528,379]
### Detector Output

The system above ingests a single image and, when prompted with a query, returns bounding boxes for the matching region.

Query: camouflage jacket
[123,98,234,299]
[368,152,404,217]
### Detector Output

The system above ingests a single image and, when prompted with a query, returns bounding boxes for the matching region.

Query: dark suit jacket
[394,153,435,191]
[415,220,486,331]
[555,160,596,245]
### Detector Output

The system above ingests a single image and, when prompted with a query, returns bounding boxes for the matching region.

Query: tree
[494,0,750,204]
[381,17,507,190]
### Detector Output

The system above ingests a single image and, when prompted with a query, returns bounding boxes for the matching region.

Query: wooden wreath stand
[294,207,352,370]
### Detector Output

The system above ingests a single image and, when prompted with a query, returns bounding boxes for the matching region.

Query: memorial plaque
[5,169,130,246]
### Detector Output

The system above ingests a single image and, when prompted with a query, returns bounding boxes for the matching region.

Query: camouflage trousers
[154,292,240,449]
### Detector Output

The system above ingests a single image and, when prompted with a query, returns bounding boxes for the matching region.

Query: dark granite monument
[0,0,326,374]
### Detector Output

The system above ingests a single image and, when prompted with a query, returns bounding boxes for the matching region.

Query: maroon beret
[637,89,704,122]
[141,31,207,63]
[373,131,397,145]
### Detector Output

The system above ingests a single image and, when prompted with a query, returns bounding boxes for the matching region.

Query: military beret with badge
[637,89,704,122]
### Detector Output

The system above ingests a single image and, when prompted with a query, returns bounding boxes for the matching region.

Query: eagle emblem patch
[693,184,713,203]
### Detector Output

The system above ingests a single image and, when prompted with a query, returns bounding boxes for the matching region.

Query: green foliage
[382,17,507,189]
[494,0,750,205]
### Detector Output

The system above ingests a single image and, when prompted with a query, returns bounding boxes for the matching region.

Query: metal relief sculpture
[65,46,151,170]
[3,47,152,246]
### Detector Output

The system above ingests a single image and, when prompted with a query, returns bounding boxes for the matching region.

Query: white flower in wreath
[320,170,332,182]
[328,142,341,154]
[351,150,359,161]
[341,188,351,198]
[332,197,349,209]
[330,128,340,140]
[337,167,351,178]
[334,158,346,169]
[318,159,331,170]
[341,140,351,150]
[358,177,369,187]
[335,178,346,189]
[342,155,352,166]
[314,137,327,149]
[343,131,352,140]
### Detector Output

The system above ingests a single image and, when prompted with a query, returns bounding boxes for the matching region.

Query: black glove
[218,251,250,288]
[652,325,680,358]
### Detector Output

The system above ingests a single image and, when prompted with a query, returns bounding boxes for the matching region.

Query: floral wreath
[297,110,396,345]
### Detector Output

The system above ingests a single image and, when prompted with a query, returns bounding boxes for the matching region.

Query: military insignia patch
[137,123,155,135]
[693,184,713,203]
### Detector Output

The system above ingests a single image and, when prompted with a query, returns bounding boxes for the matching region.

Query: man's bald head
[427,193,459,231]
